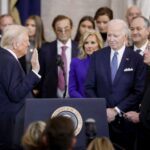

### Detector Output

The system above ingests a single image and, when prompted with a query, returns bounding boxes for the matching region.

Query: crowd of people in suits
[0,4,150,150]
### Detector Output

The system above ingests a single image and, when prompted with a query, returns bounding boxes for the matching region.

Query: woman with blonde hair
[69,29,103,98]
[87,137,115,150]
[22,121,46,150]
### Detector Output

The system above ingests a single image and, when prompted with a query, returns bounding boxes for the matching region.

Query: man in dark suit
[0,25,40,150]
[125,44,150,150]
[39,15,78,98]
[85,19,146,150]
[130,16,149,56]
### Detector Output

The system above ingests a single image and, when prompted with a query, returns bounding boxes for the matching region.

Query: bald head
[126,6,142,26]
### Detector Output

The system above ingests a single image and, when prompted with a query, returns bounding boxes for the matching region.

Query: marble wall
[1,0,149,42]
[41,0,109,41]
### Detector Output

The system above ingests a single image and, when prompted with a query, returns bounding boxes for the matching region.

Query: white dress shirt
[57,39,72,98]
[110,45,126,115]
[134,40,149,56]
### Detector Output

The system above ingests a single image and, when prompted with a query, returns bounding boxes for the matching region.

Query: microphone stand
[85,118,97,147]
[57,55,67,98]
[61,64,67,98]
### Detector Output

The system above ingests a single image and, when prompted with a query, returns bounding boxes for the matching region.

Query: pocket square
[124,68,133,72]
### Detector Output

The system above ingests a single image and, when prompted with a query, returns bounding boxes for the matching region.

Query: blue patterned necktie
[111,52,118,82]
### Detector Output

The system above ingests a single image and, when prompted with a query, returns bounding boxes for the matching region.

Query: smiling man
[130,16,150,56]
[39,15,79,98]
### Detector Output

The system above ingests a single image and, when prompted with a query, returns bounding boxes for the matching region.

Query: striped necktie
[58,46,67,91]
[111,52,118,82]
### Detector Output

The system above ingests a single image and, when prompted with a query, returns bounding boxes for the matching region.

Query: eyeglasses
[55,27,71,34]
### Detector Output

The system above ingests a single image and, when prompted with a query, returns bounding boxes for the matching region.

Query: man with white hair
[126,5,142,26]
[0,25,40,150]
[85,19,146,150]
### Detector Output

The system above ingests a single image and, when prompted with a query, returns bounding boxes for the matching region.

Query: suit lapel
[113,47,130,84]
[103,48,112,85]
[71,41,78,58]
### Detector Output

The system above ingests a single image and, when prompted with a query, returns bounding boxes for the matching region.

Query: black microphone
[56,55,67,98]
[56,55,64,68]
[85,118,97,147]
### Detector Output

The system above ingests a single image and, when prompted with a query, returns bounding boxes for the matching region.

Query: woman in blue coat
[69,29,103,98]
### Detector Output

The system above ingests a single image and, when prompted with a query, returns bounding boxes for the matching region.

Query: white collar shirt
[57,39,72,98]
[134,40,149,56]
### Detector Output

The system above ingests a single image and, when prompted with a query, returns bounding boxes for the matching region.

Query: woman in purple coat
[69,29,103,98]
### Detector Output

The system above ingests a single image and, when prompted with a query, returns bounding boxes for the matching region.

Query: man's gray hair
[1,24,28,49]
[108,19,129,36]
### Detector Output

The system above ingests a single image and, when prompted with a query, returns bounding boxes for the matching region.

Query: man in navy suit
[39,15,78,98]
[0,25,40,150]
[85,19,146,150]
[130,16,149,56]
[124,41,150,150]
